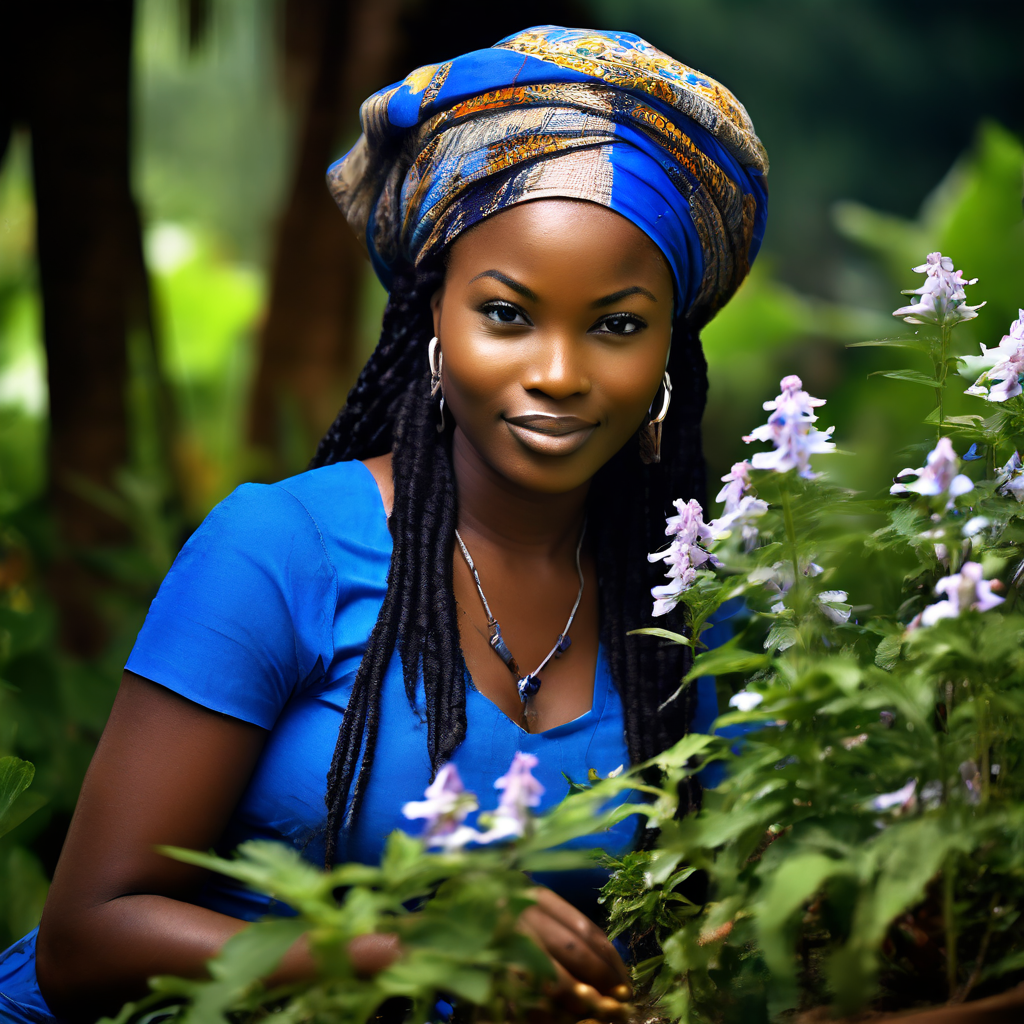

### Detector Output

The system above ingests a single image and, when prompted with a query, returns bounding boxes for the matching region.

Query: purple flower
[871,779,917,812]
[997,450,1024,502]
[965,310,1024,402]
[480,752,545,841]
[716,460,754,514]
[890,437,973,509]
[743,375,836,479]
[911,561,1004,629]
[893,252,984,327]
[648,498,722,616]
[402,763,480,850]
[710,461,767,551]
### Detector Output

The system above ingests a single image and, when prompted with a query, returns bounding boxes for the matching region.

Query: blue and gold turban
[327,25,768,324]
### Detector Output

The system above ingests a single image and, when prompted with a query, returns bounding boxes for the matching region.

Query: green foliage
[100,784,649,1024]
[598,243,1024,1020]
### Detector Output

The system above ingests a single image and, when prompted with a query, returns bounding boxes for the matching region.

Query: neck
[451,427,589,557]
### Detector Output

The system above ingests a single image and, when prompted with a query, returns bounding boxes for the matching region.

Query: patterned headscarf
[327,25,768,323]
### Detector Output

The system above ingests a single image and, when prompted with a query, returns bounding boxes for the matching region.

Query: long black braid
[312,262,708,866]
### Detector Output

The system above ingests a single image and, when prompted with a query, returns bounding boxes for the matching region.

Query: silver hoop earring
[640,371,672,465]
[428,336,447,432]
[428,336,443,397]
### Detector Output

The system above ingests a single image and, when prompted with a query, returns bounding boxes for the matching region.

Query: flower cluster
[892,252,984,327]
[965,309,1024,402]
[890,436,973,510]
[401,763,481,851]
[713,461,768,550]
[648,498,722,617]
[401,752,546,850]
[743,375,836,479]
[910,561,1004,630]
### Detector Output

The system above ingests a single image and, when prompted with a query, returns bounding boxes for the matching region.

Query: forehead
[444,199,673,289]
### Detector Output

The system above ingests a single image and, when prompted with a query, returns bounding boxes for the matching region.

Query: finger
[521,905,623,996]
[530,888,632,991]
[544,959,607,1018]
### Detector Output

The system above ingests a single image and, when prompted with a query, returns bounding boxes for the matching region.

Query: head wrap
[328,25,768,323]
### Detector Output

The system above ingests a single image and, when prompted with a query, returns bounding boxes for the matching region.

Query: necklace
[454,523,586,703]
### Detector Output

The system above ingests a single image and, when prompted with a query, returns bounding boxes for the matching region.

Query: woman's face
[431,199,675,495]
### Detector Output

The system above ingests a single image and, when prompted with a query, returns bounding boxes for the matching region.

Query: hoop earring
[640,371,672,465]
[428,336,446,433]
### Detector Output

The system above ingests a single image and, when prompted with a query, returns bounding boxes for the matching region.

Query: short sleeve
[125,483,338,728]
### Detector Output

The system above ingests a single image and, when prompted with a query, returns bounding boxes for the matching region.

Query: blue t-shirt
[1,461,639,1024]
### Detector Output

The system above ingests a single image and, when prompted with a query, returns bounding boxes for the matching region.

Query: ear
[430,284,445,339]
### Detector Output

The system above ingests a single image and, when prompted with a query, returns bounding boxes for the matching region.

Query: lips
[503,413,598,456]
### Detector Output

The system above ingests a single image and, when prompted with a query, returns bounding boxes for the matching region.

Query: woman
[0,26,767,1023]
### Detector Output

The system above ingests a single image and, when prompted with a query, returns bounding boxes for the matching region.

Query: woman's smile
[503,413,599,455]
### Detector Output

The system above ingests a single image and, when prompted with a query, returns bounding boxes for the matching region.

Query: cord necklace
[454,522,586,703]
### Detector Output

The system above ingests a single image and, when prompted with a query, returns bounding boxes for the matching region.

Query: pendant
[517,674,541,701]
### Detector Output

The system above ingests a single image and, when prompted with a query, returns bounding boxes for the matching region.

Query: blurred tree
[0,0,167,655]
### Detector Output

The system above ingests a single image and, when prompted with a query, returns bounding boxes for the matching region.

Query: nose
[520,331,591,400]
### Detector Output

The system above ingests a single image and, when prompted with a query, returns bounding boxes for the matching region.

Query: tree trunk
[248,0,398,474]
[11,0,155,654]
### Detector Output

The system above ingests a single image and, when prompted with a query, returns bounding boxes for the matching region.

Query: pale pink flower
[649,498,722,616]
[480,752,545,841]
[743,375,835,479]
[893,252,984,327]
[912,561,1004,629]
[403,763,480,849]
[890,437,973,510]
[965,310,1024,402]
[996,450,1024,502]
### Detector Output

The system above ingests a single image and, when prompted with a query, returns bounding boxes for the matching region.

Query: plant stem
[935,324,951,440]
[781,487,800,588]
[944,855,958,998]
[952,892,1001,1004]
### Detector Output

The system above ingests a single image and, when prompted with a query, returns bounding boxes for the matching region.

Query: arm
[35,671,397,1021]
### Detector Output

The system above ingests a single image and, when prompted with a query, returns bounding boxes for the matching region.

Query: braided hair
[311,261,709,866]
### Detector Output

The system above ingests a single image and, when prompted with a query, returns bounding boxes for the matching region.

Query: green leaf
[628,626,693,647]
[869,368,941,387]
[847,337,932,353]
[0,756,46,839]
[683,639,771,683]
[756,853,852,985]
[874,634,903,670]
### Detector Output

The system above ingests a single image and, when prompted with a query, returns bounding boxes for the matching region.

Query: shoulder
[204,460,389,551]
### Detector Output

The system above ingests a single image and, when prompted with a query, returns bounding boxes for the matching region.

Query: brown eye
[598,314,644,335]
[482,301,530,325]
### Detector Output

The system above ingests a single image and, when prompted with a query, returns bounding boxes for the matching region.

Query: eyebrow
[468,270,539,302]
[591,286,658,307]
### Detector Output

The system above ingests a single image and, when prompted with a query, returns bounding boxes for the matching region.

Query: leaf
[0,756,46,839]
[628,626,693,647]
[874,634,903,670]
[683,640,771,683]
[756,853,852,985]
[848,337,932,353]
[868,368,941,387]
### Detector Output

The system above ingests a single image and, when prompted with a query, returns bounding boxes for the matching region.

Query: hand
[519,887,633,1022]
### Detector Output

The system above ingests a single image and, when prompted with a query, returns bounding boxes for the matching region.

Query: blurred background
[0,0,1021,948]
